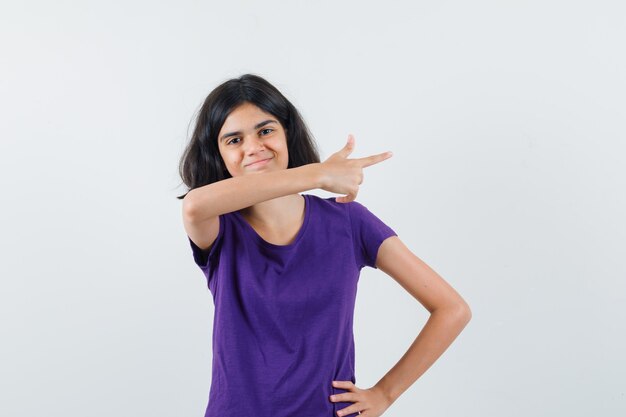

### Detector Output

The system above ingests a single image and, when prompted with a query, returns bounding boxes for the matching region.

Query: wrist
[373,382,396,407]
[307,162,325,190]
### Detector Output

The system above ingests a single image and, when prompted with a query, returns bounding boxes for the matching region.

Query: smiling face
[217,102,289,177]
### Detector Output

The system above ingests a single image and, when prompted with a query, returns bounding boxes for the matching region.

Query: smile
[246,157,272,167]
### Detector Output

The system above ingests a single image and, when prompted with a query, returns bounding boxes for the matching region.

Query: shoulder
[305,193,365,210]
[305,193,356,217]
[305,193,373,215]
[304,194,377,229]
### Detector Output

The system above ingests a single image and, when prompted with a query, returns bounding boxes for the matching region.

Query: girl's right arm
[182,163,323,222]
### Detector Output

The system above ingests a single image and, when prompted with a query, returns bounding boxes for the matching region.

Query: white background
[1,1,624,416]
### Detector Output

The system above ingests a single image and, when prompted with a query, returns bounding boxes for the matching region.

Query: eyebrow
[219,119,278,142]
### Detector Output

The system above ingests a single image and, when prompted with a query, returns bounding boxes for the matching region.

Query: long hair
[176,74,321,200]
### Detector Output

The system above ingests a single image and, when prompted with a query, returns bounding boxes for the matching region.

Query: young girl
[178,74,471,417]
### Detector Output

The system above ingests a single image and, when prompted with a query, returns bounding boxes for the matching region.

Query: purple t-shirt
[188,193,397,417]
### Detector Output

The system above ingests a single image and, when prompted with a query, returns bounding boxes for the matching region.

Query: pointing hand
[318,134,393,203]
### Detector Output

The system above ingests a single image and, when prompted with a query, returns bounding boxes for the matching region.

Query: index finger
[357,151,393,168]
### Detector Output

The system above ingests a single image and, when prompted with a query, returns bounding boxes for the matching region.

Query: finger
[336,404,361,417]
[336,190,357,204]
[358,150,393,168]
[335,195,349,204]
[332,390,359,402]
[337,134,355,158]
[329,392,353,403]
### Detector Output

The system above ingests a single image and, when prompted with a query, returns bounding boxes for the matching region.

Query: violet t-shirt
[188,193,397,417]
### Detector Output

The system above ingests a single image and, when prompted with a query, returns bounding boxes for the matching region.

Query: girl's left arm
[370,235,472,407]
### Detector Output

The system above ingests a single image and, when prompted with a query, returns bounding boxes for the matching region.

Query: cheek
[219,150,236,163]
[220,155,238,171]
[278,137,289,153]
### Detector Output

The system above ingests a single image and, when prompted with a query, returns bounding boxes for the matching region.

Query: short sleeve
[347,201,398,270]
[187,215,224,270]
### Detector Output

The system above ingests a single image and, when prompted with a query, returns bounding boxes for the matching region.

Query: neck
[240,194,304,226]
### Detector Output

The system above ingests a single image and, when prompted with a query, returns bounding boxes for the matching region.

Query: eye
[226,128,272,145]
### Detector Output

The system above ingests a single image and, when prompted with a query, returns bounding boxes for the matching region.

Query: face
[217,102,289,177]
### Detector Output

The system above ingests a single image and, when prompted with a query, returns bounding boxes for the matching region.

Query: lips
[246,157,272,167]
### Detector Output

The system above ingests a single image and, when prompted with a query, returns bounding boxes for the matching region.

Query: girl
[178,74,471,417]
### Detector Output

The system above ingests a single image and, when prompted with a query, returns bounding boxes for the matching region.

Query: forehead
[219,102,277,132]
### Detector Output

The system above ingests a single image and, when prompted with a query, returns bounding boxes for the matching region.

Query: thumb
[338,134,355,158]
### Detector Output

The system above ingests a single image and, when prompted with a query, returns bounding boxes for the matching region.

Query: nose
[244,134,266,154]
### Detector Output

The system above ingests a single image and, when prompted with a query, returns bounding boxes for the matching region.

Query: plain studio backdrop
[1,1,624,416]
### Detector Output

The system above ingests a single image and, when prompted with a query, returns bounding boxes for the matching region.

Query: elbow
[461,304,472,324]
[453,297,472,322]
[182,191,198,220]
[437,301,472,324]
[458,301,472,324]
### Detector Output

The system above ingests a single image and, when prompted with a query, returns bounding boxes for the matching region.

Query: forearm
[374,306,471,405]
[184,163,322,221]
